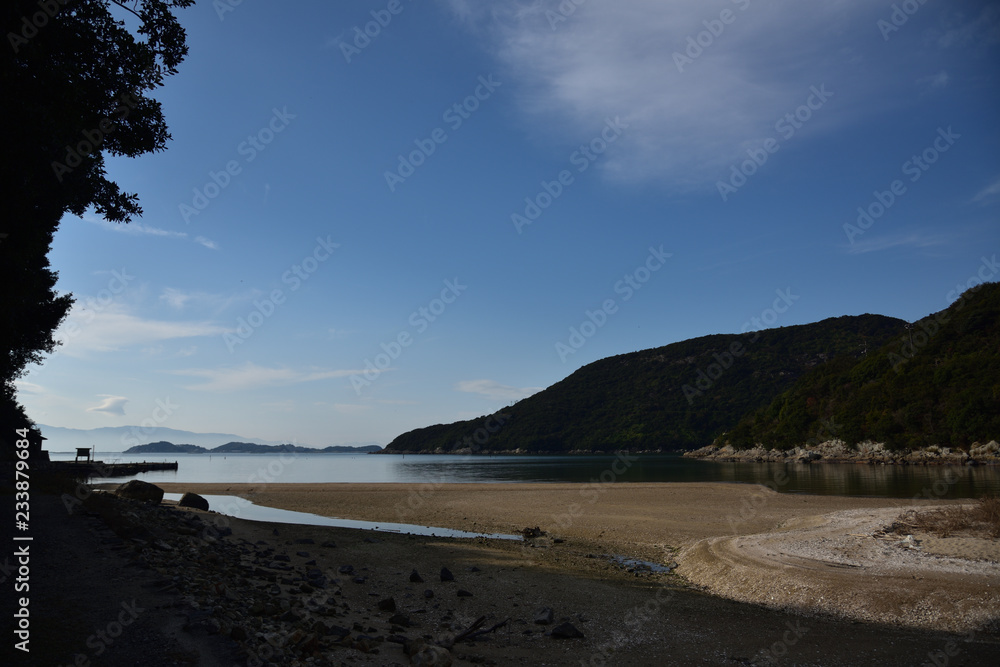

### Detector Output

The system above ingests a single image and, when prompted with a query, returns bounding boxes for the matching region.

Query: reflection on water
[51,451,1000,499]
[161,493,519,540]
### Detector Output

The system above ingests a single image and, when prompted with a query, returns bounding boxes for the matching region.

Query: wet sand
[156,482,1000,633]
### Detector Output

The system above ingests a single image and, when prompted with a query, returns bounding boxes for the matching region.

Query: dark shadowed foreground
[17,486,1000,666]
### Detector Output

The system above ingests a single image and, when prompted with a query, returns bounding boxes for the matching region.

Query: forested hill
[384,313,906,453]
[722,283,1000,451]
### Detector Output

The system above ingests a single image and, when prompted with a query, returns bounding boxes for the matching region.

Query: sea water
[48,451,1000,498]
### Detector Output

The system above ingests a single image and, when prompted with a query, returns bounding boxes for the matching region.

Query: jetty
[44,459,178,478]
[40,448,178,478]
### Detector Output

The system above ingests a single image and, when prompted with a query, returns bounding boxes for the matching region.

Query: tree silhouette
[1,0,193,461]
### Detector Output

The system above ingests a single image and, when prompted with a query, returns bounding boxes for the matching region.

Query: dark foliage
[724,283,1000,451]
[1,1,192,458]
[386,314,905,453]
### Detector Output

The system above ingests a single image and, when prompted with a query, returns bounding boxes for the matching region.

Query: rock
[115,480,164,504]
[321,540,338,548]
[177,492,209,511]
[521,526,546,538]
[424,589,434,599]
[551,622,585,639]
[388,612,412,627]
[411,644,453,666]
[456,589,473,598]
[378,597,397,612]
[534,607,554,625]
[440,567,454,582]
[409,569,424,583]
[339,564,354,574]
[294,537,315,544]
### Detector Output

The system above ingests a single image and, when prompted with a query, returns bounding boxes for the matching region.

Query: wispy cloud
[845,232,950,256]
[87,395,129,416]
[973,176,1000,203]
[83,215,219,249]
[57,303,230,355]
[441,0,887,188]
[172,363,365,392]
[456,379,542,401]
[14,380,44,394]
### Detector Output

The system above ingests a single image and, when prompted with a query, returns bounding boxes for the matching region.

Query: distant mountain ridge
[385,313,906,453]
[124,441,382,454]
[385,285,999,454]
[38,424,381,453]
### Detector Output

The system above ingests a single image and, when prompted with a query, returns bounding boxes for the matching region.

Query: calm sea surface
[49,451,1000,498]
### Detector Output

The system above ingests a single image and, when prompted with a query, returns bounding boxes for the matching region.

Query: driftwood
[452,615,510,644]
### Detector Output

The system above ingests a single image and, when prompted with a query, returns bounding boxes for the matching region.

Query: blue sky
[22,0,1000,447]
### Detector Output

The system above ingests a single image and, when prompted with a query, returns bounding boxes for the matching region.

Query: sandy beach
[29,479,994,666]
[154,482,1000,634]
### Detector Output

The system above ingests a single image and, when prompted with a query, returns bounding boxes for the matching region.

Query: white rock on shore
[685,440,1000,465]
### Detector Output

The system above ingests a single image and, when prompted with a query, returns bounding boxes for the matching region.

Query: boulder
[534,607,554,625]
[115,479,164,504]
[551,621,585,639]
[178,492,209,511]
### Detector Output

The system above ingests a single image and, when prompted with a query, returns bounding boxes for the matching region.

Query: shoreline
[685,440,1000,465]
[151,481,1000,633]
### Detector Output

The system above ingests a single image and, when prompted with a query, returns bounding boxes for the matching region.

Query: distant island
[124,441,382,454]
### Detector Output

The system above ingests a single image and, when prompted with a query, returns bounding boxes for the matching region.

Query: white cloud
[845,232,949,256]
[456,379,542,401]
[14,380,44,394]
[87,395,129,416]
[973,176,1000,203]
[172,363,365,392]
[57,303,230,355]
[84,215,187,239]
[83,215,218,249]
[441,0,905,189]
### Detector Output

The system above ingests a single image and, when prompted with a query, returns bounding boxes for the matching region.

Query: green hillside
[385,314,905,453]
[723,283,1000,451]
